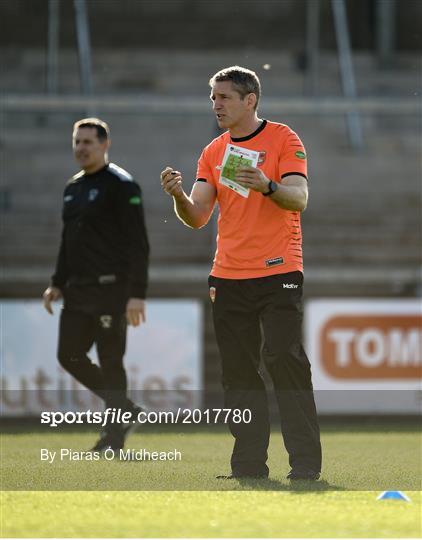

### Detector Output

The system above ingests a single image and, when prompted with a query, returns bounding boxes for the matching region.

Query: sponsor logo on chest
[88,188,99,202]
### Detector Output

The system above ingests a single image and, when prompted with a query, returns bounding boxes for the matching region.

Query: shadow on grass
[223,477,344,492]
[1,420,420,435]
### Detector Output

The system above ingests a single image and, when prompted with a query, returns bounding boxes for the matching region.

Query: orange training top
[196,120,308,279]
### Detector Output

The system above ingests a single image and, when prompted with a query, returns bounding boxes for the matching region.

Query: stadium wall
[1,0,422,51]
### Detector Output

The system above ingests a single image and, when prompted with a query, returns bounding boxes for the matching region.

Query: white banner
[1,299,202,416]
[305,299,422,413]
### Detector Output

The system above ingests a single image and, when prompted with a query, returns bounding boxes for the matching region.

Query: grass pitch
[1,423,421,537]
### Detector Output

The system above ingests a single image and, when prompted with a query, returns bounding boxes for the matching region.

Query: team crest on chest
[258,151,267,164]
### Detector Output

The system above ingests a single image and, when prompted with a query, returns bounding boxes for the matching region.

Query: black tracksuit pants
[57,283,131,412]
[208,271,322,476]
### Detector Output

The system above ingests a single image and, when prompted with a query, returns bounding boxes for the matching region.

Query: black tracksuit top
[52,163,150,299]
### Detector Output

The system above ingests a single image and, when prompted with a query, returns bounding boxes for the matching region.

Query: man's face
[72,127,108,171]
[210,81,255,130]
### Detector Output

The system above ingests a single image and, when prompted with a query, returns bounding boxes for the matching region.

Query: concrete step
[1,49,420,96]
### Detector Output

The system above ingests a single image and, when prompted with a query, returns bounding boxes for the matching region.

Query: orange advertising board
[305,300,421,413]
[321,315,421,379]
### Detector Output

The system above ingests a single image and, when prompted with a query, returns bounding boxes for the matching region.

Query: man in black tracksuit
[43,118,149,451]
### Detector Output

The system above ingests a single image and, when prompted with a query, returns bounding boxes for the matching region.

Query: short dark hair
[209,66,261,110]
[73,117,110,142]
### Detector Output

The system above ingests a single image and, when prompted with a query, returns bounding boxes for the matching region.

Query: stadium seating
[1,49,420,395]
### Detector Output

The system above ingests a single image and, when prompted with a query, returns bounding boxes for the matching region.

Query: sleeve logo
[129,196,141,205]
[295,151,306,159]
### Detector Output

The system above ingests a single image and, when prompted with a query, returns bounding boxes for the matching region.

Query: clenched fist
[160,166,184,198]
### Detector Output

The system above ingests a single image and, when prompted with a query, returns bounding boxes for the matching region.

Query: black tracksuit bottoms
[57,285,130,412]
[208,271,322,477]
